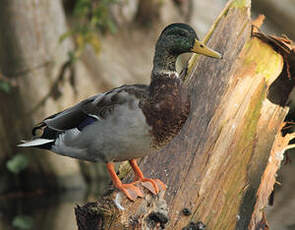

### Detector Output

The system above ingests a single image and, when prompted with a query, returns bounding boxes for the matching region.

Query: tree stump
[75,0,295,229]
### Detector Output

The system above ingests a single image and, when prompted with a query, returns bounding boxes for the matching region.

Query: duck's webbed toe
[118,183,144,201]
[140,178,167,195]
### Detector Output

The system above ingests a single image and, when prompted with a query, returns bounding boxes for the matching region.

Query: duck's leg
[129,159,167,195]
[106,162,144,201]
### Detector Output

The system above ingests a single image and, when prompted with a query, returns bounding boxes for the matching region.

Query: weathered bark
[75,0,295,229]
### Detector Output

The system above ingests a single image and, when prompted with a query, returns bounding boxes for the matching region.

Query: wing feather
[42,94,102,131]
[35,84,148,133]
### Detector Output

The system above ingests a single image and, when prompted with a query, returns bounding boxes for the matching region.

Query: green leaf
[12,215,34,230]
[0,81,11,93]
[59,30,74,43]
[73,0,91,17]
[62,0,119,64]
[106,19,117,34]
[68,51,79,64]
[6,154,29,174]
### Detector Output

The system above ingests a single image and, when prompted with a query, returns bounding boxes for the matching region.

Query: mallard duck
[18,23,222,201]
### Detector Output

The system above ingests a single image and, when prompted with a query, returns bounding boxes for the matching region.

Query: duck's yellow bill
[191,39,223,59]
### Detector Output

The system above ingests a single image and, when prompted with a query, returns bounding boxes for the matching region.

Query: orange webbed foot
[129,159,167,195]
[118,183,144,201]
[140,178,167,195]
[107,162,144,201]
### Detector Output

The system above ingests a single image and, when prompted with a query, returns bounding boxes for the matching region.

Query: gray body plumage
[52,94,152,162]
[19,85,153,162]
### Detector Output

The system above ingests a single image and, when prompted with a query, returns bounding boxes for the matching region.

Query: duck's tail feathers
[17,138,54,148]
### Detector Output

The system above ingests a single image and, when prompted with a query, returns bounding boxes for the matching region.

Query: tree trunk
[75,0,295,229]
[135,0,162,26]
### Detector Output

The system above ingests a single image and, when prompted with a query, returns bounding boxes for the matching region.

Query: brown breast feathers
[142,73,190,148]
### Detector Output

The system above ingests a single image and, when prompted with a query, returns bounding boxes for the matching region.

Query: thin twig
[26,60,74,116]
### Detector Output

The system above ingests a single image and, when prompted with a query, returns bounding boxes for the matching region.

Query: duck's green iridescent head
[153,23,222,73]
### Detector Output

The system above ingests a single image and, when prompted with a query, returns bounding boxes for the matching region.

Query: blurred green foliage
[0,80,11,93]
[12,215,34,230]
[61,0,119,62]
[73,0,118,33]
[6,154,29,174]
